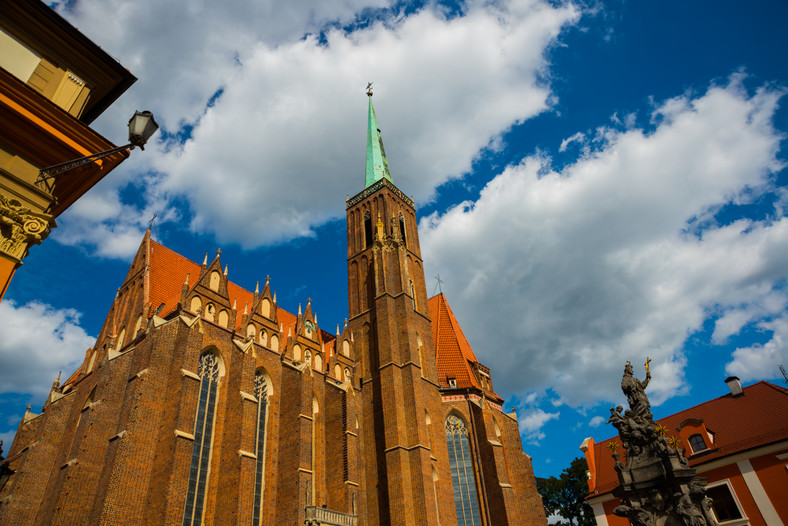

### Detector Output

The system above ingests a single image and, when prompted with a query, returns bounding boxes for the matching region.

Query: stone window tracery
[252,371,269,526]
[183,352,221,526]
[446,415,481,526]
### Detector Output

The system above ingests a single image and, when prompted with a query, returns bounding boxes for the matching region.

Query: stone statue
[609,359,718,526]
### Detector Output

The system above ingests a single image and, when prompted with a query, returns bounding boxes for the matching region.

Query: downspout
[467,388,492,526]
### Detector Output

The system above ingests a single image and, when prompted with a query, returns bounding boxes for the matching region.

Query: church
[0,94,547,525]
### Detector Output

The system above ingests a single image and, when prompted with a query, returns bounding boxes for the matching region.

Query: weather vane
[366,82,373,96]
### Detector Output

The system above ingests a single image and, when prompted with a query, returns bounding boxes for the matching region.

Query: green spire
[365,93,392,188]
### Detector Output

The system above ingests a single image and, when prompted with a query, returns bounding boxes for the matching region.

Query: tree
[536,457,595,526]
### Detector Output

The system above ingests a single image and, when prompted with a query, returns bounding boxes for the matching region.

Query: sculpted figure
[676,494,706,526]
[621,359,652,420]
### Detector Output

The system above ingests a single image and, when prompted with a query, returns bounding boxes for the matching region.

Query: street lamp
[37,110,159,184]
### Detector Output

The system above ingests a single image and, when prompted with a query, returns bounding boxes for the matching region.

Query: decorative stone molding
[240,391,257,403]
[0,192,54,261]
[174,430,195,440]
[181,369,200,381]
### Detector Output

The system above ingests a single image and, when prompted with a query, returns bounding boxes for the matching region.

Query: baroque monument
[607,360,718,526]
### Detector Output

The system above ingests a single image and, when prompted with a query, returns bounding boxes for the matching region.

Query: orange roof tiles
[588,381,788,496]
[428,293,502,402]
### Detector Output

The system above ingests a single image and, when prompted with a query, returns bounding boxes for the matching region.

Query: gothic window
[445,415,481,526]
[116,328,126,350]
[183,352,221,526]
[689,434,707,453]
[410,280,417,311]
[205,304,216,322]
[399,212,407,246]
[364,210,373,248]
[247,324,256,339]
[252,371,269,526]
[259,330,267,347]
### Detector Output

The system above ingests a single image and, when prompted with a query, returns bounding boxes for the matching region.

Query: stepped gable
[588,380,788,496]
[146,239,318,342]
[429,292,502,401]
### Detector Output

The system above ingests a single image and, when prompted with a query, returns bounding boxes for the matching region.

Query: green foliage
[536,457,596,526]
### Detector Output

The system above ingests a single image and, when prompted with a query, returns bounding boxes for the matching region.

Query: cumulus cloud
[726,312,788,380]
[0,300,95,399]
[518,408,560,442]
[421,75,787,407]
[588,415,605,427]
[52,0,580,255]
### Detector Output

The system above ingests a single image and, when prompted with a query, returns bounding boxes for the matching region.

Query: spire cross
[216,248,222,257]
[366,81,373,96]
[433,274,444,295]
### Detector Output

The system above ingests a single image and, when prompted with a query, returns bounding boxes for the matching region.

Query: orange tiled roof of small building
[588,381,788,497]
[147,240,328,346]
[429,293,502,402]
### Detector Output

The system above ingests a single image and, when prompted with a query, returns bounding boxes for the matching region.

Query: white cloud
[421,75,787,408]
[518,408,560,442]
[0,300,94,399]
[726,312,788,380]
[51,0,580,256]
[588,415,605,427]
[559,132,585,153]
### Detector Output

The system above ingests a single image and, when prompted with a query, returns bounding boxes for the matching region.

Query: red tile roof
[587,381,788,497]
[428,293,502,401]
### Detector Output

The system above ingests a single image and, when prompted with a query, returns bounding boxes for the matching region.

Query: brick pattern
[0,184,547,526]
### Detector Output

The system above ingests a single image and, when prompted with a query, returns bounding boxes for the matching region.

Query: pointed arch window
[446,415,481,526]
[183,352,221,526]
[364,210,373,248]
[252,371,269,526]
[399,212,407,246]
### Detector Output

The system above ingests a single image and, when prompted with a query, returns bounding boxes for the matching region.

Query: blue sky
[1,0,787,478]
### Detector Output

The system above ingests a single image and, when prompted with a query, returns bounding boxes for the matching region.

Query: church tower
[347,91,455,525]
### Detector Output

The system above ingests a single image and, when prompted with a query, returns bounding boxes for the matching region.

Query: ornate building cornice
[346,178,414,210]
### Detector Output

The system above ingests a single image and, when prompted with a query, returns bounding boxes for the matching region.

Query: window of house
[183,352,221,526]
[445,415,482,526]
[448,378,457,388]
[706,481,745,523]
[252,371,269,526]
[689,434,707,453]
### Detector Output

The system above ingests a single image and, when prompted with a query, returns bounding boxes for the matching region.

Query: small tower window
[689,434,707,453]
[399,212,407,246]
[364,210,373,248]
[410,280,417,311]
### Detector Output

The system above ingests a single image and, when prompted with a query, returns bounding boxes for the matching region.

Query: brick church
[0,94,547,525]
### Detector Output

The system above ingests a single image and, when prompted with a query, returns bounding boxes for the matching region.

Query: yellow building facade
[0,0,136,299]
